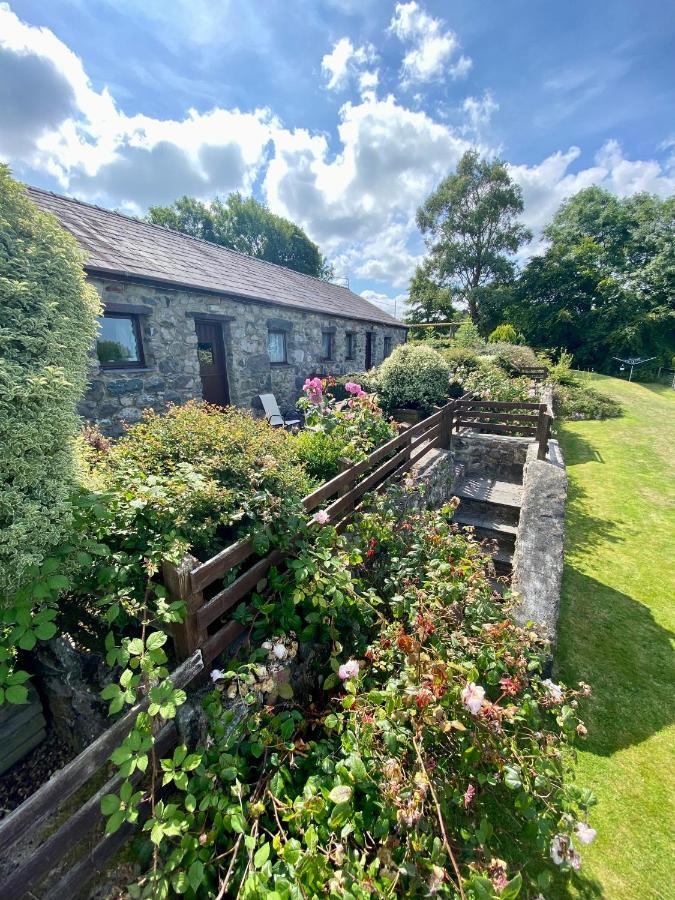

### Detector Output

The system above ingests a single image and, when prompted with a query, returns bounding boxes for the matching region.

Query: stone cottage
[28,187,407,434]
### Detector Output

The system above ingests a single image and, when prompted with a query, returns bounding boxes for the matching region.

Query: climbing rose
[463,783,476,808]
[575,822,597,845]
[345,381,366,397]
[462,682,486,715]
[312,509,330,525]
[338,659,360,680]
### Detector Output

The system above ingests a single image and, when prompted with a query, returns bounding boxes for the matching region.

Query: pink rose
[338,659,360,680]
[461,682,486,715]
[312,509,330,525]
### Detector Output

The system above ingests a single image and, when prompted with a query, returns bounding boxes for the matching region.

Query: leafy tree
[416,150,531,326]
[511,187,675,369]
[147,193,333,279]
[404,264,456,323]
[0,166,100,596]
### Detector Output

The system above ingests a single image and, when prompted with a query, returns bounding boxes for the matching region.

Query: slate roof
[27,186,405,328]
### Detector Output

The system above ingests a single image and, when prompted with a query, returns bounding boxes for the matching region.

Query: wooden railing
[164,400,458,664]
[514,365,549,381]
[453,397,552,460]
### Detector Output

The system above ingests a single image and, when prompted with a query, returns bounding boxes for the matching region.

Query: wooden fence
[0,651,203,900]
[515,365,549,381]
[453,397,552,461]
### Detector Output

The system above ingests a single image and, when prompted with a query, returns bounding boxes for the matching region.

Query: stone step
[452,475,522,508]
[493,548,514,576]
[452,512,518,537]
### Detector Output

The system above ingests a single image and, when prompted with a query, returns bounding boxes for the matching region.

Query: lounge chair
[259,393,301,428]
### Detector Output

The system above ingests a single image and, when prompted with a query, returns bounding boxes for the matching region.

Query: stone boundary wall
[82,276,406,435]
[511,441,567,644]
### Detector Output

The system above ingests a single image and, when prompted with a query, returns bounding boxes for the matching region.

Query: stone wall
[451,433,530,482]
[81,276,406,434]
[511,441,568,644]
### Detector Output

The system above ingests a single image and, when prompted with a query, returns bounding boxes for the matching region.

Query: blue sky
[1,0,674,316]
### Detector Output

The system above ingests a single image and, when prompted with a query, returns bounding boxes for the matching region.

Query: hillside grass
[553,374,675,899]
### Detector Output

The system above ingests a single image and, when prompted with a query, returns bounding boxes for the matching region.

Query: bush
[438,346,481,371]
[457,361,533,402]
[453,321,485,349]
[0,167,100,597]
[294,429,346,482]
[554,382,622,420]
[488,323,519,343]
[492,342,541,373]
[94,401,312,556]
[548,350,576,385]
[378,344,449,411]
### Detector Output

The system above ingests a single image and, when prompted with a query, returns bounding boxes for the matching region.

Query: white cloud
[321,37,377,94]
[360,289,408,319]
[462,91,498,132]
[389,2,471,86]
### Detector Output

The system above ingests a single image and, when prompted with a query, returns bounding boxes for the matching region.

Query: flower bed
[95,494,594,898]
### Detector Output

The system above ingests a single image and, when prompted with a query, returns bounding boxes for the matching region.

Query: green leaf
[277,682,294,700]
[329,784,352,804]
[105,809,126,834]
[127,638,144,656]
[183,753,202,771]
[146,631,167,651]
[504,766,523,790]
[187,860,204,891]
[500,872,523,899]
[34,622,57,641]
[5,685,28,704]
[17,632,37,651]
[253,842,270,868]
[101,794,120,816]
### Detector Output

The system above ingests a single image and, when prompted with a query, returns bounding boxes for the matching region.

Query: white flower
[570,849,582,870]
[575,822,597,845]
[550,834,568,865]
[312,509,330,525]
[261,641,273,651]
[338,659,360,680]
[273,643,288,660]
[462,682,486,715]
[542,678,564,703]
[210,669,225,682]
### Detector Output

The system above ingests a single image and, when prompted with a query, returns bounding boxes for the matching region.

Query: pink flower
[312,509,330,525]
[338,659,360,680]
[462,682,486,715]
[345,382,366,398]
[575,822,597,845]
[463,783,476,808]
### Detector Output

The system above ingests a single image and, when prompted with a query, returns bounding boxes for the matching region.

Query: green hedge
[378,343,449,412]
[0,168,100,597]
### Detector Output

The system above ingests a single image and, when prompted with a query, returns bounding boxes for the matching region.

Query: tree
[416,150,531,327]
[147,193,333,280]
[511,187,675,369]
[0,166,100,596]
[404,263,456,323]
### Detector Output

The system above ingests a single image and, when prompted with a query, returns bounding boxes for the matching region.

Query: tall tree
[147,193,333,280]
[404,263,456,323]
[416,150,531,326]
[511,187,675,369]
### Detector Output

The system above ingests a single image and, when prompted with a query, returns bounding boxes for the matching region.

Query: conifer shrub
[0,167,100,597]
[488,323,519,344]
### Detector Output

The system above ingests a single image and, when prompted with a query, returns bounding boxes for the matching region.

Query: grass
[553,374,675,899]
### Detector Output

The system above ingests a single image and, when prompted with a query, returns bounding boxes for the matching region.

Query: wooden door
[195,319,230,406]
[365,332,373,370]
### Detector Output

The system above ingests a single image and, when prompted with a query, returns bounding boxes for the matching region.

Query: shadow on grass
[555,566,675,756]
[558,428,606,466]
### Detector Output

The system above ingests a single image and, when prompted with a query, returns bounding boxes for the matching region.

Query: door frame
[193,316,231,406]
[365,331,374,370]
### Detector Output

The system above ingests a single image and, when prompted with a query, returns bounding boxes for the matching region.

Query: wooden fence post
[440,400,453,449]
[162,555,207,661]
[535,404,550,460]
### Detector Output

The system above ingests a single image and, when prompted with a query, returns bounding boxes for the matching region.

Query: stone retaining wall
[511,441,567,644]
[451,433,530,482]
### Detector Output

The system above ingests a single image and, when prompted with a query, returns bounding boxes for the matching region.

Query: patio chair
[259,393,301,429]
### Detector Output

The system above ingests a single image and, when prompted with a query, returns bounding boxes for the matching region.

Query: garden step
[452,512,518,537]
[493,548,514,576]
[451,476,522,508]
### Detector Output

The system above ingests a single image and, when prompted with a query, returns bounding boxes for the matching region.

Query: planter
[391,407,425,426]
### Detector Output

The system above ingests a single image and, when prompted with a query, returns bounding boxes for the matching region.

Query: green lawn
[553,375,675,899]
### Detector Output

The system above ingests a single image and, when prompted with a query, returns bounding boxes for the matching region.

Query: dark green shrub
[294,429,346,482]
[378,344,449,411]
[0,167,100,597]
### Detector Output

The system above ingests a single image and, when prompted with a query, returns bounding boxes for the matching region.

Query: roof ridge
[25,184,363,299]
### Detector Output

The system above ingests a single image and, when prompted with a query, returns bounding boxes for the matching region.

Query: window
[345,332,355,359]
[96,313,144,367]
[383,336,393,358]
[321,331,334,360]
[268,330,287,364]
